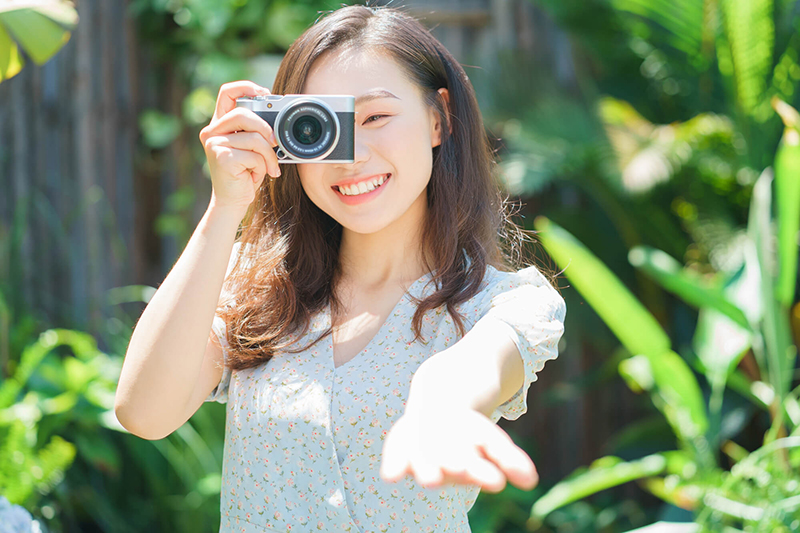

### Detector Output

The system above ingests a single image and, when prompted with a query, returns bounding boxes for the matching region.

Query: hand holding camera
[199,81,282,211]
[235,92,354,164]
[199,81,356,211]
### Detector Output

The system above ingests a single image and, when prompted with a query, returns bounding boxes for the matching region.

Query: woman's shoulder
[479,263,554,293]
[459,262,565,321]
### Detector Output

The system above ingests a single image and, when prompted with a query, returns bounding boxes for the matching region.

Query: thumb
[380,440,407,482]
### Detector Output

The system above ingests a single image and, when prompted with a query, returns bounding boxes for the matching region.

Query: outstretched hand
[379,407,539,493]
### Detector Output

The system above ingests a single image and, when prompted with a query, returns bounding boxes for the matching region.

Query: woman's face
[296,47,447,236]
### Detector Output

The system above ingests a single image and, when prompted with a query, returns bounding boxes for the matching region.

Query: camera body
[236,94,355,163]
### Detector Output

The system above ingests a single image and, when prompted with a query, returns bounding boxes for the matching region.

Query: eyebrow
[354,89,401,106]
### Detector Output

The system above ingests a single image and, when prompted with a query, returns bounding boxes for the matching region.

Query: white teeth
[338,174,388,196]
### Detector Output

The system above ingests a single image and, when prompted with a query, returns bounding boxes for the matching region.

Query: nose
[334,126,370,170]
[355,126,373,161]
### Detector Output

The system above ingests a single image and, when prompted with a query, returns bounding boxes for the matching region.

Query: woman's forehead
[303,48,415,98]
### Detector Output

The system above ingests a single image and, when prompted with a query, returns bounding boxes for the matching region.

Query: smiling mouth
[333,174,391,196]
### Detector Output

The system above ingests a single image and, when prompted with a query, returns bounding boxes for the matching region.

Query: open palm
[379,407,539,493]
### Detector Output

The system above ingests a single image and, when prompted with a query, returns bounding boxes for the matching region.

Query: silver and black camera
[236,94,355,163]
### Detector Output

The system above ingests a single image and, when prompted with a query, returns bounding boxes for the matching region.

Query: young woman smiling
[116,5,566,532]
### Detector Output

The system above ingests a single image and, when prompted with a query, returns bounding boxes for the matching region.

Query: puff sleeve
[474,265,566,421]
[204,242,243,404]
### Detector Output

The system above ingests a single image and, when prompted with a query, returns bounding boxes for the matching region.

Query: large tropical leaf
[720,0,774,120]
[610,0,705,57]
[534,216,710,444]
[772,97,800,307]
[0,0,78,83]
[533,216,671,357]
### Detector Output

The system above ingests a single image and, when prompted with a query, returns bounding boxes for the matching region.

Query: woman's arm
[115,201,246,439]
[381,315,538,492]
[405,315,524,418]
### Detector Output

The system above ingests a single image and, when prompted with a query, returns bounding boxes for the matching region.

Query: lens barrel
[276,99,340,160]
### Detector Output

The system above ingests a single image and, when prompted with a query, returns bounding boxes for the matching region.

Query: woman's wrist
[206,197,249,226]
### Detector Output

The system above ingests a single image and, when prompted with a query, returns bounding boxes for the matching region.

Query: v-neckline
[327,271,433,371]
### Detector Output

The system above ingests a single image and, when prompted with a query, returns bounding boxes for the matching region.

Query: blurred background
[2,0,800,531]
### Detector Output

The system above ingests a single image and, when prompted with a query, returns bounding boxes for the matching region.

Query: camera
[236,94,355,163]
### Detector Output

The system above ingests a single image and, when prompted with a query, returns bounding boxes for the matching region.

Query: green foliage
[528,98,800,531]
[0,325,122,507]
[127,0,351,251]
[128,0,347,151]
[0,0,78,83]
[0,193,229,531]
[0,419,75,506]
[696,437,800,531]
[490,3,800,526]
[0,290,229,531]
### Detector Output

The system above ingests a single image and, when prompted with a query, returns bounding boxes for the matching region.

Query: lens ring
[275,99,340,160]
[293,116,323,145]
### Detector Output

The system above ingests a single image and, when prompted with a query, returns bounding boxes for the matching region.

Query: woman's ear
[431,88,453,148]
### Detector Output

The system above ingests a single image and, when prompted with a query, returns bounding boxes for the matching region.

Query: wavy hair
[215,4,560,370]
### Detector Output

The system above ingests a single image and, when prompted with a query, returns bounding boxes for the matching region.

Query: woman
[116,4,566,532]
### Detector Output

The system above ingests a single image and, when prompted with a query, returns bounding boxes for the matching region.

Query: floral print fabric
[205,244,566,532]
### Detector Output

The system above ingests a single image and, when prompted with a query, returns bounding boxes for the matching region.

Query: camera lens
[293,116,322,145]
[276,99,339,160]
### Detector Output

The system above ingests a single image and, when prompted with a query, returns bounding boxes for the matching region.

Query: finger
[478,426,539,490]
[207,107,278,151]
[411,456,443,488]
[380,458,409,483]
[209,143,268,182]
[209,131,279,177]
[380,436,410,483]
[466,456,507,493]
[213,81,270,122]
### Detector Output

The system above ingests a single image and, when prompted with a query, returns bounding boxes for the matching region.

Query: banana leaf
[0,0,78,83]
[535,216,709,444]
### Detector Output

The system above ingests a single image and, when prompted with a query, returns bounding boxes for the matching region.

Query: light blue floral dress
[205,244,567,532]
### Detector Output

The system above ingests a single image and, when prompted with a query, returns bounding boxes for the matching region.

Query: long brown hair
[215,4,559,370]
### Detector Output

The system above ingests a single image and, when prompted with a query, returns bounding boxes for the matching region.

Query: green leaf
[0,21,23,81]
[0,329,104,408]
[771,97,800,307]
[720,0,774,119]
[535,217,709,443]
[692,307,751,388]
[0,1,78,68]
[623,520,700,532]
[748,168,796,411]
[628,245,749,329]
[138,109,182,149]
[530,453,669,520]
[619,351,709,441]
[610,0,705,56]
[533,216,671,357]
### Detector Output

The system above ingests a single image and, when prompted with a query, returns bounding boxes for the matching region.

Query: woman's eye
[363,114,387,124]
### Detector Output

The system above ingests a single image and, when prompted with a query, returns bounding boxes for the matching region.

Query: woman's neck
[337,194,430,291]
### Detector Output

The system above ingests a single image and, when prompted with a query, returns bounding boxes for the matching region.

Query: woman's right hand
[199,81,282,210]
